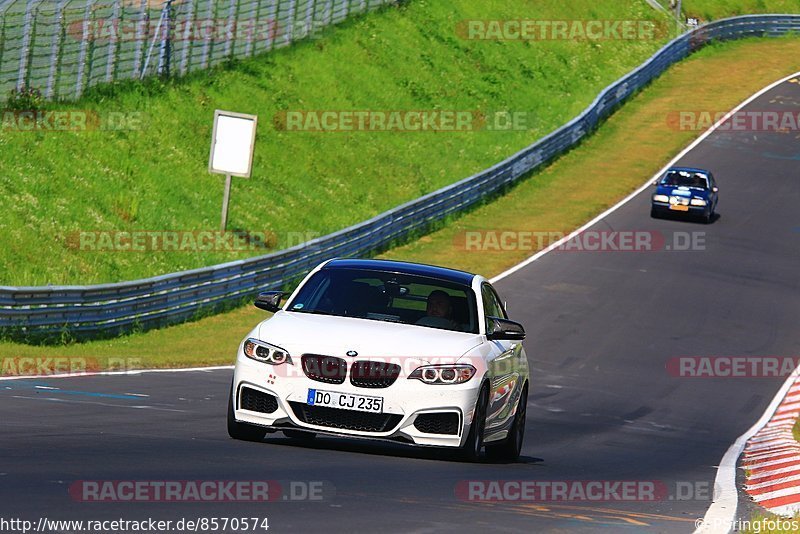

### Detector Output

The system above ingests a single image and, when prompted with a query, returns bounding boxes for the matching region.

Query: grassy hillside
[0,0,670,286]
[2,36,798,362]
[684,0,799,20]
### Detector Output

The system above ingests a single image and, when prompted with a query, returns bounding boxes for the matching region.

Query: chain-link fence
[0,0,393,102]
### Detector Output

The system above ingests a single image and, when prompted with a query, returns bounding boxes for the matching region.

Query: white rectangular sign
[208,110,258,178]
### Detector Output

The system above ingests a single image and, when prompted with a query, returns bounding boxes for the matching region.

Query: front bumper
[232,353,482,448]
[651,201,708,214]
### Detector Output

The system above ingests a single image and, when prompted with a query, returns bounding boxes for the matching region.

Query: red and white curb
[743,378,800,516]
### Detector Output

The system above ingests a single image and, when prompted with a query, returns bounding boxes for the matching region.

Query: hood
[256,311,483,362]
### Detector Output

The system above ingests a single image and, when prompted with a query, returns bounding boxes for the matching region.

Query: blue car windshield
[661,171,709,189]
[286,268,479,334]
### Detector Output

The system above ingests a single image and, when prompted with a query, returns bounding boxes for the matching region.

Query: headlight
[408,364,476,385]
[243,338,292,365]
[690,198,708,206]
[652,194,669,203]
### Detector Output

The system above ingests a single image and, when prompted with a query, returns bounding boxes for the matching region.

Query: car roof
[322,258,477,286]
[666,166,711,175]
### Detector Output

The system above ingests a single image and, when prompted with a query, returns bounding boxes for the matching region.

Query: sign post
[208,110,258,231]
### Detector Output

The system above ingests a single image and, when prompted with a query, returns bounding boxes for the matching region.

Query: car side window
[481,284,507,332]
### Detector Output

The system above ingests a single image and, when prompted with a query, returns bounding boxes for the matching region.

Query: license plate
[669,204,689,211]
[307,389,384,413]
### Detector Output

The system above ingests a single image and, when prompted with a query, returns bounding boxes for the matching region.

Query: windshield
[661,170,709,189]
[286,268,478,334]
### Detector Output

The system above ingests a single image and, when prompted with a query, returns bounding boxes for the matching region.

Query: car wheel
[486,384,528,462]
[650,207,659,219]
[283,430,317,440]
[703,208,712,224]
[459,384,489,462]
[227,382,267,442]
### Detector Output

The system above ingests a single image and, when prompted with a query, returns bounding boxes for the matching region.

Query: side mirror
[652,180,658,186]
[486,316,526,341]
[712,186,719,193]
[254,291,286,313]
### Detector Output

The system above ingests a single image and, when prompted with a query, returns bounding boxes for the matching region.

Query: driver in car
[416,290,459,330]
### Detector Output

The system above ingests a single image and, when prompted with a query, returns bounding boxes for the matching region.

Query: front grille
[240,387,278,414]
[350,361,401,389]
[302,354,347,384]
[289,402,402,433]
[413,412,460,435]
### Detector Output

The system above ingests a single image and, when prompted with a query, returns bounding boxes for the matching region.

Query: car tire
[486,384,528,463]
[650,207,659,219]
[283,430,317,440]
[227,382,267,442]
[459,384,489,462]
[703,208,712,224]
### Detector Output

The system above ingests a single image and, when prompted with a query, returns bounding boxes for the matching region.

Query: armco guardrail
[0,0,395,102]
[2,14,800,341]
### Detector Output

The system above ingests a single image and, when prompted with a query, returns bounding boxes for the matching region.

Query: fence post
[16,0,37,90]
[0,14,6,91]
[157,0,173,76]
[202,0,216,68]
[246,0,260,57]
[265,0,278,51]
[74,0,96,98]
[132,0,148,78]
[283,0,296,45]
[105,0,121,82]
[224,0,237,58]
[302,0,313,38]
[46,0,67,98]
[179,0,196,75]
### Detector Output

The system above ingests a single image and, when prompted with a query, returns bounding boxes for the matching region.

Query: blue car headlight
[690,198,708,206]
[652,194,669,203]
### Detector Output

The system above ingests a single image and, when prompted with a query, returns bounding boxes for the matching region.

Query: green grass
[1,36,799,369]
[684,0,800,20]
[0,0,672,286]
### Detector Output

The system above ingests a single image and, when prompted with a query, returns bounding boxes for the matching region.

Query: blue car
[651,167,719,223]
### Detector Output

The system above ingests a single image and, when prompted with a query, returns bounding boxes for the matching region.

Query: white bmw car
[228,258,530,461]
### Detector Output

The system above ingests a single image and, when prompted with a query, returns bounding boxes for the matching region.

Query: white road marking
[0,365,233,382]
